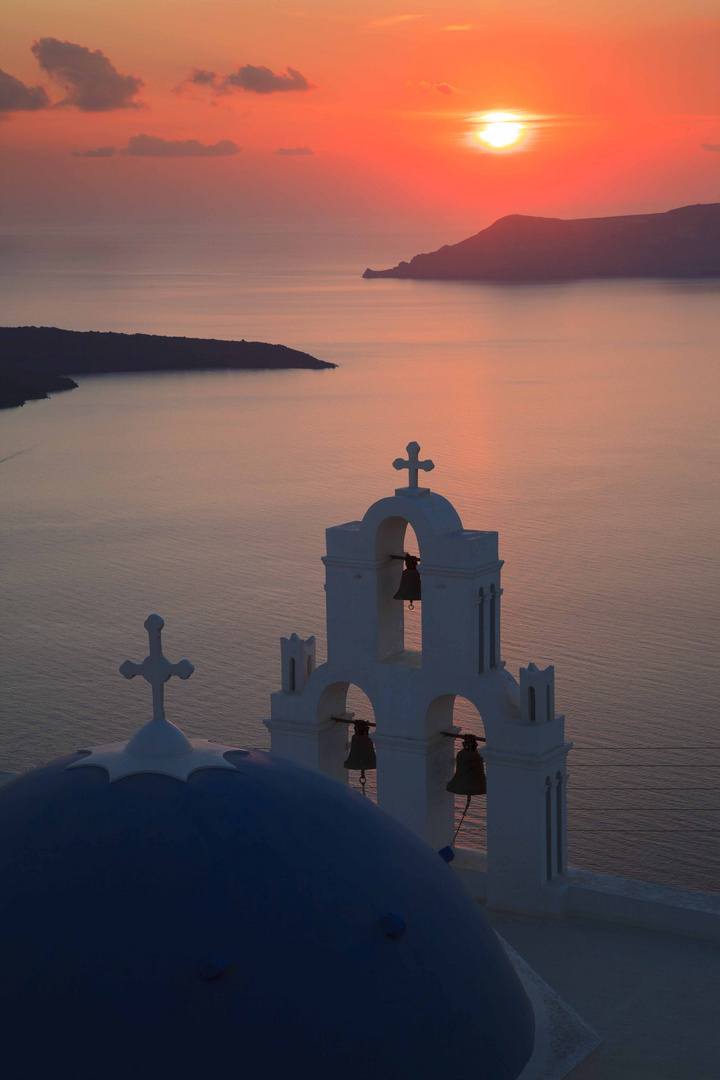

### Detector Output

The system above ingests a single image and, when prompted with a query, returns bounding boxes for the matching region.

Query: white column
[374,732,456,850]
[484,744,570,914]
[265,717,349,783]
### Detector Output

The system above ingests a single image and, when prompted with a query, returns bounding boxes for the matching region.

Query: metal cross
[119,614,194,722]
[392,441,434,488]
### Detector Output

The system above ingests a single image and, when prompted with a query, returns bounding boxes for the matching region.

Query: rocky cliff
[363,203,720,281]
[0,326,335,410]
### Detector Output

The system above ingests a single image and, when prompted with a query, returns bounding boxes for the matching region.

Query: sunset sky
[2,0,720,230]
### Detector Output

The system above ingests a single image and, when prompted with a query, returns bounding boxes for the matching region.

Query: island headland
[363,202,720,282]
[0,326,335,410]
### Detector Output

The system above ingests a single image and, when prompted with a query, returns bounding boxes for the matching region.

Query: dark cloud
[121,133,241,157]
[188,68,217,87]
[0,67,49,112]
[70,145,116,157]
[31,37,143,111]
[222,64,315,95]
[275,146,314,155]
[701,142,720,152]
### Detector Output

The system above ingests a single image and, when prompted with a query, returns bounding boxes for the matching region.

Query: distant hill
[363,203,720,282]
[0,326,335,410]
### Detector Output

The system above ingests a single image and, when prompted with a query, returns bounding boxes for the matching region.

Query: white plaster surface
[488,911,720,1080]
[67,736,247,782]
[454,850,720,941]
[503,941,602,1080]
[567,867,720,941]
[267,451,571,915]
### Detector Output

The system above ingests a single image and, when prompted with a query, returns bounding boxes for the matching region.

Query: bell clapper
[359,769,367,796]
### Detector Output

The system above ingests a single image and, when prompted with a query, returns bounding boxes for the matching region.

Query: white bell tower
[265,443,571,915]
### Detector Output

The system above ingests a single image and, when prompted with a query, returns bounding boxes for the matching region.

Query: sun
[475,112,526,150]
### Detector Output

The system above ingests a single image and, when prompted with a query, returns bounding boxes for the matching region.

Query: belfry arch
[426,694,488,851]
[311,680,379,798]
[266,442,571,914]
[375,517,422,661]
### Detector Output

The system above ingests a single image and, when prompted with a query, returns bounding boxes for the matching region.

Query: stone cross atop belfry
[393,441,434,495]
[119,613,194,722]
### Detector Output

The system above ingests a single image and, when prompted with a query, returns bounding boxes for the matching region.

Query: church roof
[0,750,533,1080]
[0,615,534,1080]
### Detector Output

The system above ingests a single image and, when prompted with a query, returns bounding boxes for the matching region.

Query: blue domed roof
[0,749,533,1080]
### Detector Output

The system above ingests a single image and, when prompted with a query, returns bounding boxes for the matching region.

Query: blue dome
[0,749,533,1080]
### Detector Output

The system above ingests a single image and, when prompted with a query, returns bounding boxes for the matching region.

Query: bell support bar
[330,718,484,740]
[442,731,486,742]
[331,714,377,728]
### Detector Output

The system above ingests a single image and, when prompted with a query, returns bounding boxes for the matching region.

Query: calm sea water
[1,227,719,891]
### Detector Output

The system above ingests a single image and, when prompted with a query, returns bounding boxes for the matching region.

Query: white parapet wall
[453,848,720,941]
[565,868,720,941]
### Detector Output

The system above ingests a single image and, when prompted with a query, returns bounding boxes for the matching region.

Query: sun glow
[475,112,526,150]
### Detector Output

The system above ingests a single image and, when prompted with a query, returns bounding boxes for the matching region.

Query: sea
[1,225,719,892]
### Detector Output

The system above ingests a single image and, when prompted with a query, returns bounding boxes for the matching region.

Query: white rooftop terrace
[489,909,720,1080]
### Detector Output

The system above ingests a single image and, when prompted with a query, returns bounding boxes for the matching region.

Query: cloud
[121,133,241,157]
[222,64,315,94]
[188,68,218,87]
[70,145,116,157]
[275,145,314,155]
[367,14,425,28]
[0,67,49,112]
[410,81,458,95]
[701,142,720,152]
[441,24,477,31]
[30,37,143,111]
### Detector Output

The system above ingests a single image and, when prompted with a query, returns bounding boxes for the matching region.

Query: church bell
[344,719,376,793]
[446,733,486,796]
[392,553,422,609]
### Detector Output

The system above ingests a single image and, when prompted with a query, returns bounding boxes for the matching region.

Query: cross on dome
[393,441,434,495]
[119,613,194,723]
[67,614,247,782]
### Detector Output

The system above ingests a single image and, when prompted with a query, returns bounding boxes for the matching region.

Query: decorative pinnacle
[393,441,434,489]
[119,614,194,723]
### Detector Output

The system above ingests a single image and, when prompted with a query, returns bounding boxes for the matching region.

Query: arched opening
[343,684,378,802]
[478,587,485,674]
[288,657,296,693]
[528,685,536,723]
[318,682,378,802]
[442,695,487,855]
[375,517,422,664]
[546,683,554,723]
[401,524,422,654]
[306,655,314,680]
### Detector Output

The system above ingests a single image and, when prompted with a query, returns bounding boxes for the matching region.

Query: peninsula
[0,326,335,410]
[363,202,720,282]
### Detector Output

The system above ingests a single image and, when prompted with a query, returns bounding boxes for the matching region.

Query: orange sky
[2,0,719,229]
